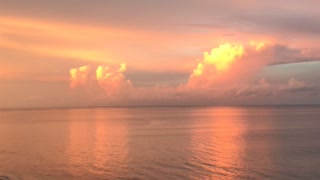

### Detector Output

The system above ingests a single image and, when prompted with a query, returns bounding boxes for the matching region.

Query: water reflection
[67,109,93,177]
[66,108,129,179]
[190,107,247,179]
[1,107,320,179]
[124,108,195,179]
[242,108,275,179]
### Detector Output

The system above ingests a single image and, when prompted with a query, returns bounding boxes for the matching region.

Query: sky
[0,0,320,108]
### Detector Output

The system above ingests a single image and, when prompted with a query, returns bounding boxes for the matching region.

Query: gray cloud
[233,13,320,37]
[268,45,320,65]
[125,70,188,87]
[228,79,319,98]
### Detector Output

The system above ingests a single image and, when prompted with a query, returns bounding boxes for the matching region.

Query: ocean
[0,106,320,179]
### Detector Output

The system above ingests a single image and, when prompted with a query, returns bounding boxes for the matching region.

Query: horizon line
[1,103,320,111]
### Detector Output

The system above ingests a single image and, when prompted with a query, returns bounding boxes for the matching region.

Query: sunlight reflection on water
[1,106,320,179]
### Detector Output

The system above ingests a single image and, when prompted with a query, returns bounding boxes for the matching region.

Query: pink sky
[0,0,320,108]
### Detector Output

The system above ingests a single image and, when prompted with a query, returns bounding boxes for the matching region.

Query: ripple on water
[0,176,9,180]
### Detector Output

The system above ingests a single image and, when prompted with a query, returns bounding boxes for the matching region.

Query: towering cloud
[187,43,245,89]
[69,65,91,88]
[69,63,132,99]
[68,42,320,105]
[192,43,244,77]
[96,63,132,97]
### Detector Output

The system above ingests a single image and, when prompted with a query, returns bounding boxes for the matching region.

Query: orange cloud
[118,63,127,73]
[96,64,132,97]
[69,65,91,88]
[191,43,244,77]
[0,15,190,68]
[203,43,244,72]
[0,37,113,63]
[68,42,269,100]
[0,16,125,63]
[69,63,132,99]
[188,43,245,88]
[67,41,320,105]
[0,16,134,42]
[250,41,266,51]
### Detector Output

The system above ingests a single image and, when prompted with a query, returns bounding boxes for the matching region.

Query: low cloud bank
[69,42,320,105]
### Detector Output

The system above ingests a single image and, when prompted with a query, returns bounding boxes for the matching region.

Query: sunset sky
[1,0,320,108]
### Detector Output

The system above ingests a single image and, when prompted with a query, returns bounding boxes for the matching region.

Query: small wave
[0,176,9,180]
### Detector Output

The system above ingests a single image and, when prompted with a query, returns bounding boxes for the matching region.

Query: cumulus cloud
[250,41,266,51]
[68,42,320,105]
[282,78,316,94]
[96,64,132,97]
[186,42,267,90]
[118,63,127,72]
[191,43,244,77]
[69,65,91,88]
[69,63,132,99]
[178,42,320,103]
[185,41,320,91]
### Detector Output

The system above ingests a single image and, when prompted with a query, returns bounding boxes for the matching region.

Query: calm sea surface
[0,106,320,180]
